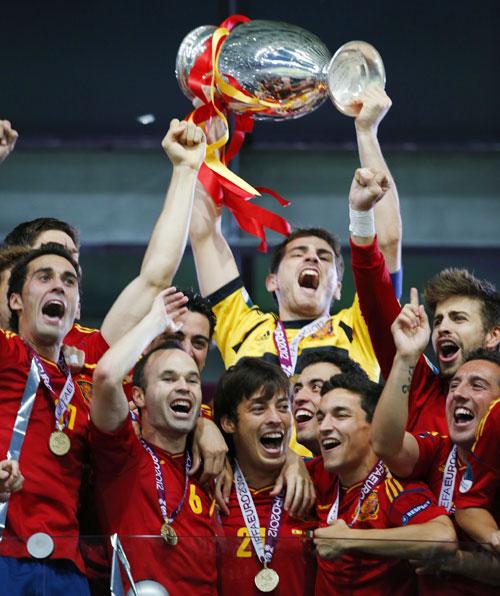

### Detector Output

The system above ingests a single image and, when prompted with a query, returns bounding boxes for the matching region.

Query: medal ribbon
[327,459,386,526]
[273,317,330,377]
[140,439,191,525]
[438,444,458,513]
[0,358,41,540]
[234,462,284,566]
[29,348,75,432]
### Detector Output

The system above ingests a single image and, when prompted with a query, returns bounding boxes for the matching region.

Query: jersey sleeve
[408,432,444,479]
[386,477,447,526]
[208,276,268,368]
[350,237,401,380]
[455,399,500,510]
[89,416,142,477]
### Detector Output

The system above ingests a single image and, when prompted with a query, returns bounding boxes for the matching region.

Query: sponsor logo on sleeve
[401,499,431,526]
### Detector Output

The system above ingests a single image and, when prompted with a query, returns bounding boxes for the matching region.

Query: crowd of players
[0,86,498,596]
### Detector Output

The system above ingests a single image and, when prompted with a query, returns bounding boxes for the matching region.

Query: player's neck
[236,458,280,491]
[278,305,329,322]
[456,444,469,464]
[338,451,379,488]
[142,421,187,455]
[21,332,61,363]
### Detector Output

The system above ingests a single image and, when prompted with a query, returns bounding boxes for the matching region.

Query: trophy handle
[326,41,386,117]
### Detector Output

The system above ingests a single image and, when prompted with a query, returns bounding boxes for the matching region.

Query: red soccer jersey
[455,398,500,514]
[0,328,108,572]
[64,322,100,349]
[410,432,468,511]
[351,238,449,435]
[90,417,218,595]
[219,484,316,596]
[308,456,447,596]
[408,433,492,595]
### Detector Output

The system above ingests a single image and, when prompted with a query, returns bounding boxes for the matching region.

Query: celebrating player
[0,244,100,594]
[90,288,219,593]
[371,291,500,590]
[189,90,402,381]
[311,371,455,595]
[292,350,369,455]
[214,357,317,594]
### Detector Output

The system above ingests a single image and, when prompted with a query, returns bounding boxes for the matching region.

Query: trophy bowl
[176,20,385,120]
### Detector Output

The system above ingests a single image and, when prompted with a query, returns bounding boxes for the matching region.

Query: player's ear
[265,273,278,293]
[9,292,23,314]
[485,325,500,350]
[220,415,237,435]
[132,386,146,409]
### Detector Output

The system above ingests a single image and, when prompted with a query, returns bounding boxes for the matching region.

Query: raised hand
[391,287,430,362]
[349,167,389,212]
[149,287,188,335]
[162,119,206,171]
[0,120,19,164]
[351,85,392,133]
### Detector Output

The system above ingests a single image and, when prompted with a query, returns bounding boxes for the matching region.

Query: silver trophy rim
[326,40,386,117]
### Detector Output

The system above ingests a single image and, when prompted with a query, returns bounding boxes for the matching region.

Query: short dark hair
[320,372,382,422]
[464,348,500,369]
[296,348,369,379]
[7,243,81,333]
[0,245,32,276]
[424,269,500,333]
[132,339,185,390]
[269,227,344,281]
[184,290,216,339]
[4,218,80,251]
[214,357,291,455]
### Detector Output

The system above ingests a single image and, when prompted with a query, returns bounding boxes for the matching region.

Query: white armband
[349,207,375,237]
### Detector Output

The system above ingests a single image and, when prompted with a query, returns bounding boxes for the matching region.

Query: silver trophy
[176,20,385,120]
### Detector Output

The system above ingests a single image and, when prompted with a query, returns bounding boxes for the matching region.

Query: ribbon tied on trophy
[176,15,385,251]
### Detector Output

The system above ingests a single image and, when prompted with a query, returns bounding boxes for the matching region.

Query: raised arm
[188,114,240,297]
[353,87,402,273]
[0,120,18,164]
[100,119,205,346]
[371,288,430,476]
[91,288,187,432]
[189,180,240,297]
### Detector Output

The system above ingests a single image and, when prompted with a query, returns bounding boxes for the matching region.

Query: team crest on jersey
[310,320,334,340]
[356,491,379,521]
[76,379,93,405]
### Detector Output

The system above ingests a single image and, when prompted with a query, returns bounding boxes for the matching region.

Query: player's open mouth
[438,340,460,363]
[453,406,474,426]
[41,299,66,322]
[170,399,192,417]
[294,408,314,425]
[260,431,285,455]
[298,269,319,290]
[321,437,341,452]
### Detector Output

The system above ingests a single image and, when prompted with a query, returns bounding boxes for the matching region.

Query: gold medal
[48,430,71,456]
[254,566,279,593]
[160,522,178,546]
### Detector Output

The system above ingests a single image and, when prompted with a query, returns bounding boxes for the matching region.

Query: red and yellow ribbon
[185,14,291,252]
